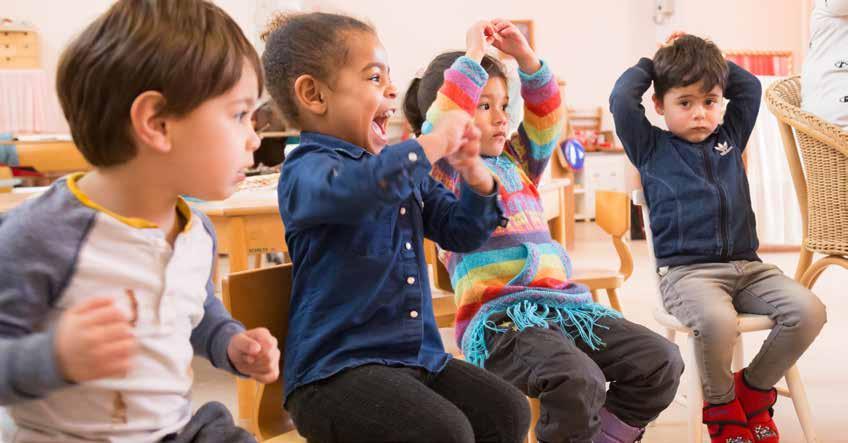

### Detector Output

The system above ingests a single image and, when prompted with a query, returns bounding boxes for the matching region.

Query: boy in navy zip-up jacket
[610,34,826,443]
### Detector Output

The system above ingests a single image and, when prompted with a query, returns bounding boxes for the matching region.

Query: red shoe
[734,370,779,443]
[703,400,755,443]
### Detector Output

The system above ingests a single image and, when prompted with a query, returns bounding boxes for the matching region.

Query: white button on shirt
[400,207,407,215]
[408,152,418,162]
[410,310,419,319]
[405,242,412,250]
[407,276,416,285]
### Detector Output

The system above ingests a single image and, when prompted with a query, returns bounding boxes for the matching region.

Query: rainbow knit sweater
[428,56,619,367]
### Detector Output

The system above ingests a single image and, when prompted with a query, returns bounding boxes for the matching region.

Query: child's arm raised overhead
[721,61,762,152]
[279,112,473,229]
[609,58,660,167]
[492,19,564,185]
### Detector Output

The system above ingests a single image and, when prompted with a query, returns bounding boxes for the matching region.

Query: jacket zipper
[702,145,729,257]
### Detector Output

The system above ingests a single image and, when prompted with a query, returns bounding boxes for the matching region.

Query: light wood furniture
[0,139,90,175]
[633,190,817,443]
[570,190,633,312]
[223,263,306,442]
[193,189,286,274]
[0,27,39,69]
[765,76,848,288]
[0,166,12,193]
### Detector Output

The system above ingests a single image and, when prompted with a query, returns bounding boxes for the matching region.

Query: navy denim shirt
[278,132,504,400]
[610,59,763,268]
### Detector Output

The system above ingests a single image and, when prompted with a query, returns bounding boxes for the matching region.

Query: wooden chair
[570,190,633,312]
[765,76,848,288]
[428,190,633,313]
[632,190,817,443]
[222,263,305,442]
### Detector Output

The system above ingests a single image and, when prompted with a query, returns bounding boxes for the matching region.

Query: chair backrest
[631,190,663,305]
[223,263,295,440]
[765,76,848,256]
[594,190,633,280]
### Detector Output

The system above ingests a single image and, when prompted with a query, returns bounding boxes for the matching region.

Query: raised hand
[490,19,540,73]
[466,20,496,62]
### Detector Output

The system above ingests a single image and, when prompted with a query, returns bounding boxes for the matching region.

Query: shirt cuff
[11,329,75,399]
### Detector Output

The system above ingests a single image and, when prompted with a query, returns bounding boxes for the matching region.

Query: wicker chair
[765,76,848,288]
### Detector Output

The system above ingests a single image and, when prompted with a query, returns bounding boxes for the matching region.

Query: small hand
[227,328,280,384]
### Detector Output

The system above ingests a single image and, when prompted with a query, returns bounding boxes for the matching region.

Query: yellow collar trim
[67,173,193,232]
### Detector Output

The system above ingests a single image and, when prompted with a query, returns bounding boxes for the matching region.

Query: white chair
[631,190,818,443]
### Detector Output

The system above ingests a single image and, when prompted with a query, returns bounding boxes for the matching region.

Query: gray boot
[594,407,645,443]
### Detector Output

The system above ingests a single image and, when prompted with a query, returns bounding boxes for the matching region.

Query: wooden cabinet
[0,28,40,69]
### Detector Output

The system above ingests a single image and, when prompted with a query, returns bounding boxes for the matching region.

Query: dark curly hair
[652,34,728,99]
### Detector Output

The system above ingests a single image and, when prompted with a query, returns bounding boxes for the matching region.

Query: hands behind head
[466,19,540,73]
[660,31,687,48]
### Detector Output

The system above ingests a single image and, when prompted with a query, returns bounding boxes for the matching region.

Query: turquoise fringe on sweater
[461,291,622,368]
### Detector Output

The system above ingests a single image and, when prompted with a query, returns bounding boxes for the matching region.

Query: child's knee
[783,290,827,340]
[689,306,739,342]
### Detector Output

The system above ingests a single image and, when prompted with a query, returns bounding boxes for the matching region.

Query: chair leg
[686,334,704,443]
[527,397,541,443]
[590,290,600,303]
[664,328,676,344]
[800,256,848,290]
[731,334,745,373]
[606,288,623,313]
[794,248,814,282]
[784,364,818,443]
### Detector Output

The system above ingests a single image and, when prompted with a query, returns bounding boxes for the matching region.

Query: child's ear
[294,74,328,116]
[652,94,665,116]
[129,91,171,154]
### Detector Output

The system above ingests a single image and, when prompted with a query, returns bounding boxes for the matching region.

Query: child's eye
[369,74,381,83]
[679,101,690,108]
[502,104,509,111]
[478,103,490,111]
[235,111,249,121]
[705,99,716,106]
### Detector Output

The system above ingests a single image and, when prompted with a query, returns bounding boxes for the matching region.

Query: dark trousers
[161,402,256,443]
[287,359,531,443]
[484,316,684,443]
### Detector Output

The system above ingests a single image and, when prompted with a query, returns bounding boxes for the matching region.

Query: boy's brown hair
[652,35,728,100]
[56,0,264,167]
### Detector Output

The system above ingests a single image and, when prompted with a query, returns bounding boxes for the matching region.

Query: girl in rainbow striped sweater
[404,20,685,443]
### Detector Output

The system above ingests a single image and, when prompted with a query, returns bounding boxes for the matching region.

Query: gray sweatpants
[659,260,827,404]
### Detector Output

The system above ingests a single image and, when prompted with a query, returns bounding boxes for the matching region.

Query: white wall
[2,0,807,132]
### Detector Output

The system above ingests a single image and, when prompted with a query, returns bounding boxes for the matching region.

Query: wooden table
[0,139,90,174]
[194,178,573,275]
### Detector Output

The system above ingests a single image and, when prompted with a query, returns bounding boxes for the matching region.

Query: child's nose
[385,83,398,100]
[247,128,261,152]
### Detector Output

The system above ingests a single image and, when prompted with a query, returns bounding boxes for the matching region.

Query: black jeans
[287,359,530,443]
[484,316,684,443]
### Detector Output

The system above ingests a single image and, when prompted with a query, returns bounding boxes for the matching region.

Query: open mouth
[370,108,395,146]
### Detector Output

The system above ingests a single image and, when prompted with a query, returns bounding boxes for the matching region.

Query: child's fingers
[71,296,117,315]
[231,333,262,355]
[83,305,130,327]
[245,328,277,351]
[92,323,135,343]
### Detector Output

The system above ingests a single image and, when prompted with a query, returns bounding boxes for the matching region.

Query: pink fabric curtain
[725,53,793,76]
[0,69,67,134]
